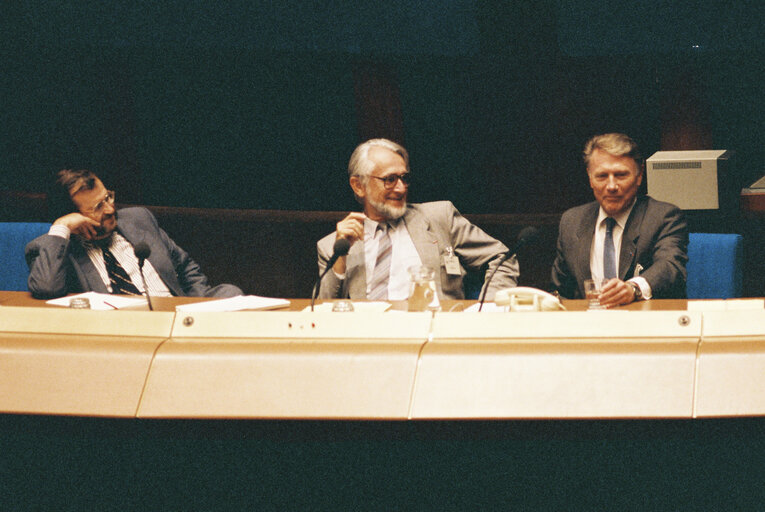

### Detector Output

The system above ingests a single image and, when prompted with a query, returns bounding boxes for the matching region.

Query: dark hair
[47,169,99,221]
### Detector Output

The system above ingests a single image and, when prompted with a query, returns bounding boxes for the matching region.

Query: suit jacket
[551,195,688,299]
[25,207,242,299]
[316,201,519,300]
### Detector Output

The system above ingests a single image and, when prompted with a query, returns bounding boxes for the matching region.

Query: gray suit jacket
[25,207,242,299]
[551,195,688,299]
[316,201,519,300]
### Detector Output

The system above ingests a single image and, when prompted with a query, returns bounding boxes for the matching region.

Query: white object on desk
[46,291,147,310]
[176,295,290,312]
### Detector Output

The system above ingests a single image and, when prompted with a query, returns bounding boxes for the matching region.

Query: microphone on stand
[478,226,540,312]
[311,237,352,312]
[134,242,154,311]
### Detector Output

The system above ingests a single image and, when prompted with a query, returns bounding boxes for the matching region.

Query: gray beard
[367,197,407,220]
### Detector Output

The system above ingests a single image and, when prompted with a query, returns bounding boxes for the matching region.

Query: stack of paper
[175,295,290,312]
[46,292,147,310]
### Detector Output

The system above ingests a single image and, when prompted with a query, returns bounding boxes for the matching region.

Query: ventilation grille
[651,161,702,170]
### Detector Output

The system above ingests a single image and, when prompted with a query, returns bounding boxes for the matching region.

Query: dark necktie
[368,223,392,300]
[101,244,141,295]
[603,217,617,280]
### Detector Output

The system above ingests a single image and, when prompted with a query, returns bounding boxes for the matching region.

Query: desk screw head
[183,316,194,327]
[678,315,691,326]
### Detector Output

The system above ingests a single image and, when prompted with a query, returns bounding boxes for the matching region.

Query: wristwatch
[628,281,643,301]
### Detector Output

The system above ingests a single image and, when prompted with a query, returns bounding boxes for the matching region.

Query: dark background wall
[3,5,765,509]
[2,1,765,296]
[2,1,763,215]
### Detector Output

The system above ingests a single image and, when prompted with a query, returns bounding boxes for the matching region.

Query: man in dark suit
[551,133,688,306]
[26,169,242,300]
[317,138,518,301]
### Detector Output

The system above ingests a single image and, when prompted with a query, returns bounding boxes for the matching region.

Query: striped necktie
[368,223,392,300]
[100,243,141,295]
[603,217,617,280]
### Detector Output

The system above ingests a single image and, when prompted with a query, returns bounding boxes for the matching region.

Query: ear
[350,175,366,199]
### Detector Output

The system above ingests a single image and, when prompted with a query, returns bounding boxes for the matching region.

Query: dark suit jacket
[316,201,519,300]
[551,196,688,299]
[25,207,242,299]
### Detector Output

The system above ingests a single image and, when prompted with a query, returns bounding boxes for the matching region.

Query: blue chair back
[686,233,743,299]
[0,222,51,291]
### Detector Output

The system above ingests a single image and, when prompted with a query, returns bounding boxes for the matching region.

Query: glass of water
[407,265,440,312]
[583,279,607,310]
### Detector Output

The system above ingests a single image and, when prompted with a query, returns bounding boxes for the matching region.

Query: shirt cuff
[629,276,652,300]
[48,224,71,240]
[332,269,346,280]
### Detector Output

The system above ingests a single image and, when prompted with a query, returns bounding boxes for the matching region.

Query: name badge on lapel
[443,246,461,275]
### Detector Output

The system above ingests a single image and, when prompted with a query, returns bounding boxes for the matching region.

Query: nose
[393,176,408,193]
[103,201,116,215]
[606,175,619,191]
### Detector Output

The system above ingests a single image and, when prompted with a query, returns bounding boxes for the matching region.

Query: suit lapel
[576,203,599,282]
[402,207,442,295]
[70,241,109,293]
[619,197,646,279]
[403,208,440,269]
[345,241,367,298]
[117,221,183,295]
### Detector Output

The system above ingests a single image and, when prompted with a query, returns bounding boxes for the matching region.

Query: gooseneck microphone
[134,242,154,311]
[311,237,352,312]
[478,226,540,312]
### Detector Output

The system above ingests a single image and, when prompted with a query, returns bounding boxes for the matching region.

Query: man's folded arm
[25,234,71,299]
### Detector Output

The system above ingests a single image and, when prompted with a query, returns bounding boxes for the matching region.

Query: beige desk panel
[0,333,163,416]
[696,310,765,417]
[412,311,701,419]
[0,307,174,416]
[139,311,432,418]
[430,310,702,339]
[138,339,423,419]
[0,306,176,337]
[169,310,433,339]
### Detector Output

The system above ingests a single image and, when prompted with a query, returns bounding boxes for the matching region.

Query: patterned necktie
[368,223,392,300]
[603,217,617,280]
[101,244,141,295]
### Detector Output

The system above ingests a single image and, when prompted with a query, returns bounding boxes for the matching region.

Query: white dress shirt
[589,203,652,299]
[362,218,422,300]
[331,217,423,300]
[49,225,173,296]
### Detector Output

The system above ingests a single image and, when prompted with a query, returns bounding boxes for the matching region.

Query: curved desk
[2,291,764,419]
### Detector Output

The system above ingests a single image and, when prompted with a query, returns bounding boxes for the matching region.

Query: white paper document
[175,295,291,312]
[46,292,147,310]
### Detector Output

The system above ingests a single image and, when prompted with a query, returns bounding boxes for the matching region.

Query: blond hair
[583,133,643,168]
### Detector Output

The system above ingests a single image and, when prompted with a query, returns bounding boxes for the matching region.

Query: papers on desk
[175,295,290,312]
[46,292,147,310]
[303,301,392,313]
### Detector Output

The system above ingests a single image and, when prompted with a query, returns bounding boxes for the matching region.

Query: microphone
[478,226,540,311]
[311,237,352,311]
[134,242,154,311]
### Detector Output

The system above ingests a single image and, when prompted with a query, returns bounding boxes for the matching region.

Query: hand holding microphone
[311,237,352,311]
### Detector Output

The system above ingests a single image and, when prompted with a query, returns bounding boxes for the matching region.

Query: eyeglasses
[82,190,116,216]
[370,173,410,190]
